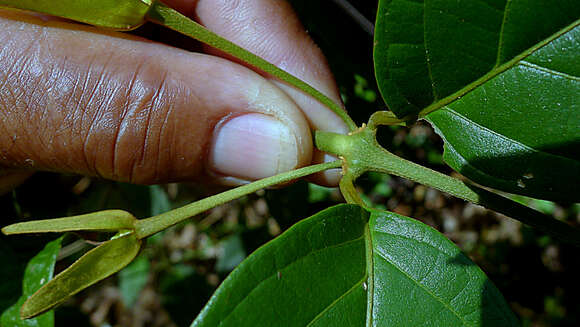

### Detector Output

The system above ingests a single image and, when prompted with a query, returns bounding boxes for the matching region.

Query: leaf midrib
[441,106,580,165]
[364,223,374,327]
[418,18,580,118]
[305,278,366,327]
[216,236,365,327]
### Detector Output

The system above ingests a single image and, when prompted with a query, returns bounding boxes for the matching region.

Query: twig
[332,0,374,36]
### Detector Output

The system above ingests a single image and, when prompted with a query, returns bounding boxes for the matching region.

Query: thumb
[0,11,312,184]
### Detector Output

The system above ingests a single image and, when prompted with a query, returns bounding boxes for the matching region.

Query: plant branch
[316,129,580,244]
[339,174,365,206]
[134,160,342,239]
[146,1,357,131]
[331,0,375,36]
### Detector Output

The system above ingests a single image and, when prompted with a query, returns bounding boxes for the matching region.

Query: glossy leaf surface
[374,0,579,118]
[426,24,580,202]
[192,204,368,326]
[367,209,518,326]
[374,0,579,201]
[21,233,141,319]
[1,237,62,327]
[192,204,517,326]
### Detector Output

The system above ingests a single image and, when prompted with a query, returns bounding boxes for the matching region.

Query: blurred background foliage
[1,1,579,326]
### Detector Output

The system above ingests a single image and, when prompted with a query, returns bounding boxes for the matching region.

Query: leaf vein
[423,0,438,100]
[373,248,469,326]
[519,61,580,81]
[217,235,365,325]
[419,19,580,117]
[373,228,456,257]
[442,107,577,163]
[305,278,366,327]
[495,0,513,66]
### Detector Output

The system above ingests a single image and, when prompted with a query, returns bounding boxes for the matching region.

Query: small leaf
[0,0,152,30]
[21,233,141,319]
[2,210,136,235]
[1,237,63,327]
[191,204,516,326]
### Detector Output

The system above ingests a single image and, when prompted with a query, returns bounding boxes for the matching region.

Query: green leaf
[373,0,579,201]
[1,237,62,327]
[0,0,151,30]
[20,233,141,319]
[367,208,518,326]
[373,0,580,119]
[426,24,580,201]
[192,204,368,326]
[192,204,517,326]
[2,210,136,235]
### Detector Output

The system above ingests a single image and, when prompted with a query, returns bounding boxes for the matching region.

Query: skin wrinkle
[49,46,105,173]
[114,59,145,182]
[131,70,169,184]
[152,77,177,184]
[81,54,112,177]
[129,90,155,184]
[57,67,89,173]
[38,56,59,164]
[0,10,168,179]
[77,56,99,173]
[110,94,129,181]
[94,52,126,180]
[95,85,121,179]
[1,29,47,168]
[67,58,104,174]
[154,91,178,184]
[0,4,323,184]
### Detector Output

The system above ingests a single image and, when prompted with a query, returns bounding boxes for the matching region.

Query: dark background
[1,1,578,326]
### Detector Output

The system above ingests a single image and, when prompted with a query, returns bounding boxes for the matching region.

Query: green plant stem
[316,129,580,244]
[339,175,364,206]
[146,1,357,131]
[134,160,342,239]
[367,111,406,129]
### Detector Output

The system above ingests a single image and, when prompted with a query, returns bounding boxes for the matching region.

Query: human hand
[0,0,348,191]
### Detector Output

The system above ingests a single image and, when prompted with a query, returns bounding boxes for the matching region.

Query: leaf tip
[19,297,44,320]
[2,224,18,235]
